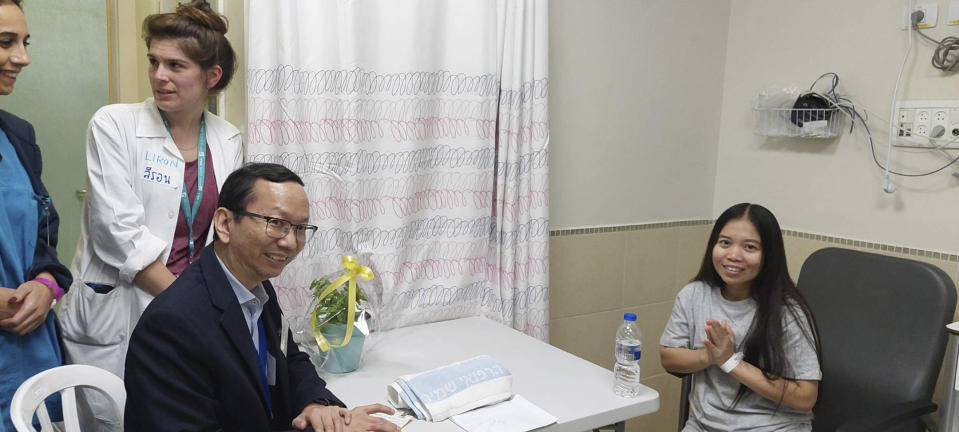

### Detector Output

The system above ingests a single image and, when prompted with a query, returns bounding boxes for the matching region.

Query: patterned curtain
[246,0,549,339]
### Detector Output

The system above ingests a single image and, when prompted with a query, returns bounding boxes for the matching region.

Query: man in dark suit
[124,163,398,432]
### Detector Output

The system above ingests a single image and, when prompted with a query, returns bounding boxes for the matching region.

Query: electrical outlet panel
[903,3,939,29]
[894,100,959,145]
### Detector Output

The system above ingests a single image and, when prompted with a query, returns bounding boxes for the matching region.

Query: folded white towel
[386,355,513,422]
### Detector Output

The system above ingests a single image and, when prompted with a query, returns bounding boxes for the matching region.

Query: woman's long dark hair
[693,203,822,405]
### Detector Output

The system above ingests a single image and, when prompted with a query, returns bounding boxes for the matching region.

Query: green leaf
[309,276,367,326]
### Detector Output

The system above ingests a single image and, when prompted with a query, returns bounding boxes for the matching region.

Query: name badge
[141,150,181,190]
[267,354,276,385]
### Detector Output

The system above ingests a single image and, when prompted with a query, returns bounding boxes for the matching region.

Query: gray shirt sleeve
[782,305,822,380]
[661,283,696,349]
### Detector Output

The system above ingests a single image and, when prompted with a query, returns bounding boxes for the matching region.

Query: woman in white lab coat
[58,1,242,382]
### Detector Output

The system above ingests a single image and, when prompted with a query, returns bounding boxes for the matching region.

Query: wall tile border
[549,221,959,263]
[779,229,959,262]
[548,220,713,237]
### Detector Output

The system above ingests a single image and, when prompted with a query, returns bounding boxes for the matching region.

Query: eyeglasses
[235,210,318,243]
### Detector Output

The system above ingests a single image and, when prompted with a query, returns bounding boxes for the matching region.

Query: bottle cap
[623,313,636,321]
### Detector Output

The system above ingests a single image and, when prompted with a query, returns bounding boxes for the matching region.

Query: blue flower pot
[319,323,366,373]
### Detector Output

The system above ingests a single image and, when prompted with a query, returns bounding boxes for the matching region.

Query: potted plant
[310,276,368,373]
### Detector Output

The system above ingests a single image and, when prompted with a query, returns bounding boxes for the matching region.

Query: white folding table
[320,316,660,431]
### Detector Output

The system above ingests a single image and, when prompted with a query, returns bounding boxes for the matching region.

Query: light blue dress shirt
[215,253,275,384]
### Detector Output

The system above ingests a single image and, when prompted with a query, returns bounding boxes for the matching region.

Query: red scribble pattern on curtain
[246,0,548,340]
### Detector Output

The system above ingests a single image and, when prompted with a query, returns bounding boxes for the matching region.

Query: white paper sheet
[449,394,557,432]
[372,412,414,429]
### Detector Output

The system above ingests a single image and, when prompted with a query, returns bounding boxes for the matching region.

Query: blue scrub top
[0,128,62,431]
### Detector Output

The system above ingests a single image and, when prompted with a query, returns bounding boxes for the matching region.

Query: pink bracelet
[33,277,64,301]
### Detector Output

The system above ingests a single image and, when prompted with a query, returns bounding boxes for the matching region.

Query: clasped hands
[0,279,54,336]
[293,403,400,432]
[702,318,737,367]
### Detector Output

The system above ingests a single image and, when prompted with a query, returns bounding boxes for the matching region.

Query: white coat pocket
[58,280,130,347]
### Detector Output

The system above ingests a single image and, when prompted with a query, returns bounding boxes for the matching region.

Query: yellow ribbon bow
[311,255,374,352]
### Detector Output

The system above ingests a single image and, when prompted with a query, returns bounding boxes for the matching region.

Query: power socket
[903,3,939,29]
[895,100,959,146]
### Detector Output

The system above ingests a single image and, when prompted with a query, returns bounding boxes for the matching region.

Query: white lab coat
[58,98,243,378]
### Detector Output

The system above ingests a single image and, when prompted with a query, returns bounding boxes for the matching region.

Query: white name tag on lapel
[268,354,276,386]
[279,313,289,356]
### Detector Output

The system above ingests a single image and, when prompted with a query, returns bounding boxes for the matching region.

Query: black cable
[808,73,840,100]
[807,72,958,177]
[859,108,959,177]
[804,73,862,134]
[913,13,959,72]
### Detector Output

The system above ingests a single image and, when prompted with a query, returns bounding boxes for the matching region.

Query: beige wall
[548,0,730,228]
[217,0,246,133]
[549,0,959,254]
[549,223,710,431]
[716,0,959,254]
[549,2,959,430]
[547,2,729,426]
[111,0,158,103]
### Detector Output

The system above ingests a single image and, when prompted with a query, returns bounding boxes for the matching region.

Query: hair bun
[175,1,227,34]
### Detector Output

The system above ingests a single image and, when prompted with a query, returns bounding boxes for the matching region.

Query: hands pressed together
[293,403,401,432]
[0,279,54,336]
[702,318,737,367]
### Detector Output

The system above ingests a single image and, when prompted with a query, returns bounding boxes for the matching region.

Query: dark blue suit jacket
[0,110,71,289]
[124,247,343,431]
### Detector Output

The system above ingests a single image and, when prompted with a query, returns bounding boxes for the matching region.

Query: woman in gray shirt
[660,203,822,431]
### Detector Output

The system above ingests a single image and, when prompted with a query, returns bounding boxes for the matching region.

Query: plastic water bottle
[613,312,641,397]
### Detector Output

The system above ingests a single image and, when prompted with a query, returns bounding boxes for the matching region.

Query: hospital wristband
[33,277,64,301]
[720,352,743,373]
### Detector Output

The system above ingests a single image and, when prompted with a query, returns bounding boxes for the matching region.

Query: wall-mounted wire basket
[754,106,842,138]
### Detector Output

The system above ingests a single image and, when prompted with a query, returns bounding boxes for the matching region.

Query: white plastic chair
[10,364,125,432]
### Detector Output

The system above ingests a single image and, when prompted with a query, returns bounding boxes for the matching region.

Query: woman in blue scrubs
[0,0,73,429]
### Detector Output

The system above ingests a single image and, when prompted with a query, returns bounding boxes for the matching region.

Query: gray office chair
[672,247,956,432]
